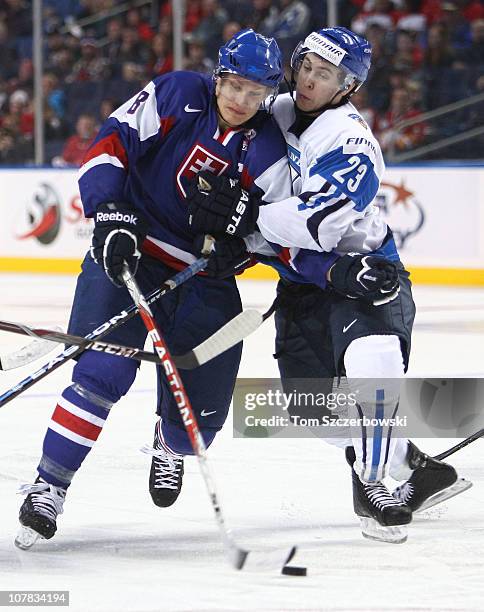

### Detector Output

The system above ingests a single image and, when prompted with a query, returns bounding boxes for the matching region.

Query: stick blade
[0,334,61,370]
[176,310,263,369]
[237,545,297,572]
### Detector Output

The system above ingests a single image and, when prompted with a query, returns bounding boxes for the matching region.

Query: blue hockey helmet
[216,28,284,90]
[291,27,371,90]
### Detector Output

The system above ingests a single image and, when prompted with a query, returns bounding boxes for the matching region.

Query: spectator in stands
[391,29,424,74]
[159,14,174,40]
[352,0,400,35]
[147,32,173,78]
[1,0,32,39]
[423,22,457,68]
[0,126,13,158]
[270,0,311,41]
[48,46,76,82]
[98,98,117,124]
[268,0,311,57]
[222,0,253,26]
[190,0,228,58]
[43,4,62,35]
[248,0,279,35]
[8,57,33,96]
[365,23,394,111]
[183,37,214,74]
[43,72,67,140]
[0,89,33,138]
[159,0,203,34]
[76,0,114,36]
[121,62,145,89]
[454,17,484,66]
[375,85,428,154]
[350,86,377,130]
[58,113,97,167]
[422,22,459,108]
[395,0,427,33]
[116,27,150,69]
[126,7,154,42]
[0,125,31,163]
[439,1,472,49]
[222,21,243,43]
[461,0,484,22]
[0,20,18,80]
[103,18,123,65]
[67,38,110,83]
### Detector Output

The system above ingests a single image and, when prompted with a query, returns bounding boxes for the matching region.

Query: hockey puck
[281,565,307,576]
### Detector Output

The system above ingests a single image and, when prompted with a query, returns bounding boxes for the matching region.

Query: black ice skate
[142,422,184,507]
[393,441,472,513]
[346,447,412,544]
[15,477,66,550]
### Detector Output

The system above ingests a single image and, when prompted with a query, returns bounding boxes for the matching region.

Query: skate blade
[14,526,42,550]
[416,478,473,513]
[359,517,408,544]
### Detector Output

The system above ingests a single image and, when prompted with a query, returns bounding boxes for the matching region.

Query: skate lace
[140,444,183,490]
[393,482,414,503]
[364,482,401,510]
[18,481,66,521]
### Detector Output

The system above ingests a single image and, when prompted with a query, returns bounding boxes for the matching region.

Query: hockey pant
[37,253,242,488]
[274,271,416,483]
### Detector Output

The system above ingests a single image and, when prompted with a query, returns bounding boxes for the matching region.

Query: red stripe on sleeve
[81,132,129,169]
[160,116,176,138]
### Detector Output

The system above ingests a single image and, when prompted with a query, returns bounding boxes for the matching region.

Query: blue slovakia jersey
[79,71,290,269]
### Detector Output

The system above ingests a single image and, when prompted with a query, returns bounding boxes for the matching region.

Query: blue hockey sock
[37,383,112,488]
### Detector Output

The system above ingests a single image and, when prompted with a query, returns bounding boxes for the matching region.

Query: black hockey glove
[193,235,253,279]
[91,202,148,287]
[328,254,400,305]
[186,171,260,239]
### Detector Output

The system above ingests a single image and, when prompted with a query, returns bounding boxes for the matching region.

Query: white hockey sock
[344,335,405,482]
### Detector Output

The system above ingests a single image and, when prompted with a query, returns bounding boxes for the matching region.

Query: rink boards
[0,164,483,285]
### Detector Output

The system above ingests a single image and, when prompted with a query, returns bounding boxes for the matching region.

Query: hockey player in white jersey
[187,27,471,543]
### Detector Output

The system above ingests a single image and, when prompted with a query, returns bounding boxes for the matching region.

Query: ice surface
[0,274,483,611]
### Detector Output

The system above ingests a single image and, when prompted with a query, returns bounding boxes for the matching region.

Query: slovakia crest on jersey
[176,143,229,197]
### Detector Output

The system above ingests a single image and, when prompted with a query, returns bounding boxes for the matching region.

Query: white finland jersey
[257,92,390,256]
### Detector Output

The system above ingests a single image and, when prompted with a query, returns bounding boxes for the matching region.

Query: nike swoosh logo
[184,104,202,113]
[200,409,216,417]
[343,319,358,333]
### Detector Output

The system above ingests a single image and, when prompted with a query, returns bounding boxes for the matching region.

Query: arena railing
[386,91,484,162]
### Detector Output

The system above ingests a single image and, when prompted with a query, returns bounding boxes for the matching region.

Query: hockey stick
[434,428,484,461]
[0,301,273,372]
[175,302,276,369]
[0,295,274,372]
[0,333,61,371]
[121,264,296,572]
[0,320,163,365]
[0,246,212,409]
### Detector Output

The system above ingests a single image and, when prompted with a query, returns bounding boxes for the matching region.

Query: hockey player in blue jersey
[15,29,292,549]
[187,27,471,543]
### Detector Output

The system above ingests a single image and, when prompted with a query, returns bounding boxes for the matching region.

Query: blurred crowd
[0,0,483,166]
